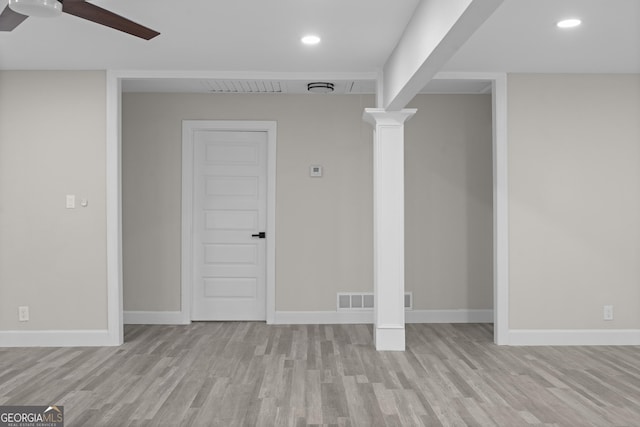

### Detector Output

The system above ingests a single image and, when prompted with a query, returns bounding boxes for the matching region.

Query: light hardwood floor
[1,323,639,426]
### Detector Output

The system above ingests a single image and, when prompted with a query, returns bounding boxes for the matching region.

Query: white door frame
[105,70,506,346]
[181,120,277,323]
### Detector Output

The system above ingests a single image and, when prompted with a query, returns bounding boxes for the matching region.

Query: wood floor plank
[1,323,640,426]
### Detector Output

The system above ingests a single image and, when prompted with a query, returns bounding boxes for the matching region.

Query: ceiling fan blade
[62,0,159,40]
[0,5,29,31]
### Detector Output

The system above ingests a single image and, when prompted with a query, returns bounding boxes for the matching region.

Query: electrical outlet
[603,305,614,321]
[18,306,29,322]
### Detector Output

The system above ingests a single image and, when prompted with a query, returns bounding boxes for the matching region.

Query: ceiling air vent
[205,80,284,93]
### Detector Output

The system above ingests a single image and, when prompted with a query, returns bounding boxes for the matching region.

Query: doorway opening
[107,72,507,346]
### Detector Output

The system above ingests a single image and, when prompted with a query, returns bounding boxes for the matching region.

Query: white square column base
[374,325,406,351]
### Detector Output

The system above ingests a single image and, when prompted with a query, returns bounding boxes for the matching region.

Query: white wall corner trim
[123,311,191,325]
[106,70,124,346]
[0,330,113,347]
[508,329,640,346]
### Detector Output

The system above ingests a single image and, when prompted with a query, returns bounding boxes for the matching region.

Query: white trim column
[363,108,416,351]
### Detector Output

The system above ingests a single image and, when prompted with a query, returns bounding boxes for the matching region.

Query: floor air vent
[337,292,412,310]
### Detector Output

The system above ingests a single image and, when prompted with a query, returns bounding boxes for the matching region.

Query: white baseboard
[508,329,640,346]
[123,311,190,325]
[0,330,114,347]
[273,310,373,324]
[272,309,493,325]
[405,309,493,323]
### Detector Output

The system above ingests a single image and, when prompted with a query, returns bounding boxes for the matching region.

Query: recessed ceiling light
[557,18,581,29]
[301,35,321,45]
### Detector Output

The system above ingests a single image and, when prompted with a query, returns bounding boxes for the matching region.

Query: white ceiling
[1,0,638,93]
[0,0,419,71]
[442,0,640,73]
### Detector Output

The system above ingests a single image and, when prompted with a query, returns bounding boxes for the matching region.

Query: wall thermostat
[310,165,323,177]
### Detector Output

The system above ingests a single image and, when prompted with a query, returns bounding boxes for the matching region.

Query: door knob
[251,232,266,239]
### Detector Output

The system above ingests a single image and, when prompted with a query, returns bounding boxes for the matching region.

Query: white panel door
[191,130,267,320]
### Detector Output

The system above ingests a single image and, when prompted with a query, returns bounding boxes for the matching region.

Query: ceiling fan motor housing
[8,0,62,17]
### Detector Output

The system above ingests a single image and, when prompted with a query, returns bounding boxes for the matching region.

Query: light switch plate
[66,194,75,209]
[310,165,323,177]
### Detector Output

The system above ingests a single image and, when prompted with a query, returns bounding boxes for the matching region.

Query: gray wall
[508,74,640,329]
[4,71,635,334]
[123,94,374,312]
[122,93,494,312]
[0,71,107,331]
[406,95,494,309]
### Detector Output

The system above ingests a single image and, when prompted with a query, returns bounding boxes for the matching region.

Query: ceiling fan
[0,0,159,40]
